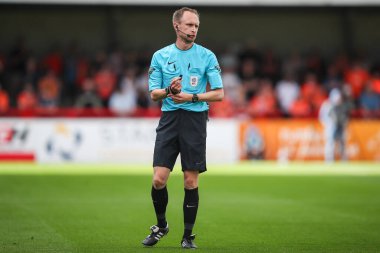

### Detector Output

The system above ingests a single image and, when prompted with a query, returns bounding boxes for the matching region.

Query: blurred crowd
[0,38,380,118]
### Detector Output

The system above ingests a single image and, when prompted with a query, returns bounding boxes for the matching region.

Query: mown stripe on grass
[0,161,379,176]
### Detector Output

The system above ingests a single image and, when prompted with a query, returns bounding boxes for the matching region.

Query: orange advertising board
[239,119,380,161]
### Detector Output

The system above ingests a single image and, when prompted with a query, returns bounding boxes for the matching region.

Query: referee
[142,7,224,249]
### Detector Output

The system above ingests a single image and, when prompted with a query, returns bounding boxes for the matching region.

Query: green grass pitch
[1,162,380,253]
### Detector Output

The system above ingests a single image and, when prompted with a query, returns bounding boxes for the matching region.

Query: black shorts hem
[152,163,174,171]
[182,167,207,174]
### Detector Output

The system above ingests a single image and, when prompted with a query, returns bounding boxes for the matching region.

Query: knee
[184,177,198,189]
[153,175,167,189]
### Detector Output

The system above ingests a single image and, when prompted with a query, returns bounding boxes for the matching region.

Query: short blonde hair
[172,7,200,23]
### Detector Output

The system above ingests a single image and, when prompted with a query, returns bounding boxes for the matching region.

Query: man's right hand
[170,76,182,95]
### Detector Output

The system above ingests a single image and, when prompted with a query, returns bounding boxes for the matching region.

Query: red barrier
[0,107,162,118]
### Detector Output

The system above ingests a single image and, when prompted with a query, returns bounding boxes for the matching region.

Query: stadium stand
[0,39,379,118]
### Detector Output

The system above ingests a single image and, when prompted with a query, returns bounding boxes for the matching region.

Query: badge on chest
[190,76,199,87]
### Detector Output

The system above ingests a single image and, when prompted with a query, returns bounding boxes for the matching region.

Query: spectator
[220,49,245,109]
[17,83,38,110]
[247,78,277,117]
[7,38,30,106]
[24,57,40,89]
[92,50,108,71]
[209,97,235,118]
[109,85,137,116]
[75,77,103,109]
[119,66,137,92]
[360,82,380,118]
[332,51,350,76]
[75,56,90,89]
[261,48,280,82]
[305,48,325,80]
[282,50,304,79]
[94,63,117,106]
[42,44,63,76]
[238,40,262,67]
[62,42,84,106]
[136,67,156,109]
[323,63,343,93]
[0,54,6,89]
[8,37,29,74]
[108,67,137,115]
[108,48,124,76]
[301,72,326,112]
[370,70,380,95]
[0,56,10,107]
[37,70,61,108]
[0,84,10,113]
[344,62,370,100]
[136,87,150,109]
[125,51,139,69]
[276,72,300,115]
[288,94,312,117]
[239,58,260,101]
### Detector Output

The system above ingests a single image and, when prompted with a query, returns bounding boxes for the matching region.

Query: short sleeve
[148,53,163,92]
[206,52,223,90]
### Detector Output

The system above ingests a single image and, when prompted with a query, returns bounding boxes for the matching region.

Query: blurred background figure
[319,88,350,162]
[209,96,235,118]
[360,81,380,118]
[135,66,155,109]
[247,78,277,117]
[17,82,38,111]
[288,94,312,118]
[239,58,260,102]
[275,72,300,116]
[37,70,61,109]
[301,72,327,114]
[220,46,245,111]
[74,76,103,110]
[108,66,137,116]
[0,84,10,114]
[94,63,117,107]
[344,61,369,103]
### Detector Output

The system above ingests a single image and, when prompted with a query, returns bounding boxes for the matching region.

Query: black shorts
[153,109,208,173]
[333,124,344,141]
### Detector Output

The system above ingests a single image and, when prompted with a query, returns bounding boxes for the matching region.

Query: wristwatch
[192,94,199,103]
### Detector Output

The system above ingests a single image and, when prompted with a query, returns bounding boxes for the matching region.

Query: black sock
[183,187,199,238]
[151,185,168,228]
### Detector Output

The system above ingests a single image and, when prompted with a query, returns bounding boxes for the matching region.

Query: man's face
[176,11,199,43]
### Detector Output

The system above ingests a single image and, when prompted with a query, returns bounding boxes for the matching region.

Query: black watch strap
[192,94,199,103]
[165,87,170,97]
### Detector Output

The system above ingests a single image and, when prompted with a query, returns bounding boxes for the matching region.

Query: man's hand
[169,76,182,95]
[169,92,192,103]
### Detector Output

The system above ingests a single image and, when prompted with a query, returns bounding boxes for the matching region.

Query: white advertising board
[0,118,238,164]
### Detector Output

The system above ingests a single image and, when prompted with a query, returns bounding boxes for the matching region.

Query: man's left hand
[168,93,192,104]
